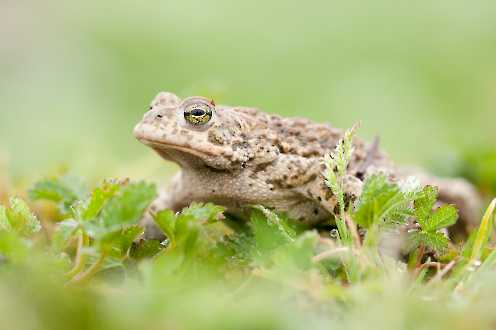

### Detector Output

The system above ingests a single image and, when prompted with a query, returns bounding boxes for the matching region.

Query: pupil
[191,108,205,116]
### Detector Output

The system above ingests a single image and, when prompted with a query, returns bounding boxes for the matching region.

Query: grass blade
[469,198,496,263]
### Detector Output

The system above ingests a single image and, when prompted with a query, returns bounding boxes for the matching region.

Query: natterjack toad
[134,92,481,236]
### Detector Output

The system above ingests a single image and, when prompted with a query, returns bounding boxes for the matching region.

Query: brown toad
[134,92,481,236]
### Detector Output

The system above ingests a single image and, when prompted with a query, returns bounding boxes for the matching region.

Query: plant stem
[344,213,361,248]
[65,230,87,278]
[427,260,456,285]
[67,253,107,286]
[415,245,425,269]
[335,190,351,244]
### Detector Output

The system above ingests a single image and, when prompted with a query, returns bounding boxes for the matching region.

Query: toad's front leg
[141,172,195,239]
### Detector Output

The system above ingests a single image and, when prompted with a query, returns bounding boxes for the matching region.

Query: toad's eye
[184,103,213,125]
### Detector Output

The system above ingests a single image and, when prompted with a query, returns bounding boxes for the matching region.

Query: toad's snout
[133,108,176,144]
[133,122,146,141]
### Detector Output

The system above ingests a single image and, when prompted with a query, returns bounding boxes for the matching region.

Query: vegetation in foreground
[0,130,495,330]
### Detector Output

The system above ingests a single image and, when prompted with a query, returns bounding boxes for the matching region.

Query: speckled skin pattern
[134,92,481,235]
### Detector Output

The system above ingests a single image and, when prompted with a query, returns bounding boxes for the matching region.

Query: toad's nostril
[156,114,163,119]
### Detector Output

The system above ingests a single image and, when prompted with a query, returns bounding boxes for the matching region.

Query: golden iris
[184,103,213,125]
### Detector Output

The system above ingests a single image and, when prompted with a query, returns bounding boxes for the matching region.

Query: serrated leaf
[29,176,87,214]
[357,175,392,207]
[409,231,449,253]
[215,232,253,266]
[174,213,201,258]
[153,204,226,260]
[99,225,144,258]
[6,197,41,237]
[249,208,294,264]
[414,185,438,226]
[424,205,458,231]
[181,228,200,259]
[180,203,225,223]
[130,239,163,260]
[354,175,413,228]
[100,182,156,228]
[153,209,176,246]
[29,178,78,202]
[79,181,121,221]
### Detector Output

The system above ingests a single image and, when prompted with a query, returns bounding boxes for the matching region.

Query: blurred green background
[1,0,495,185]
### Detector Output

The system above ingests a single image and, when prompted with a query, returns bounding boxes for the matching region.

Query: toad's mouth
[137,139,214,158]
[133,123,206,156]
[136,138,235,172]
[140,140,231,172]
[134,124,219,158]
[134,124,230,169]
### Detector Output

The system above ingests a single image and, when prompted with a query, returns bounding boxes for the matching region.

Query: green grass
[1,140,495,329]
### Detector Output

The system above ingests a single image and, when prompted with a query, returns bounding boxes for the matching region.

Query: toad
[134,92,480,236]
